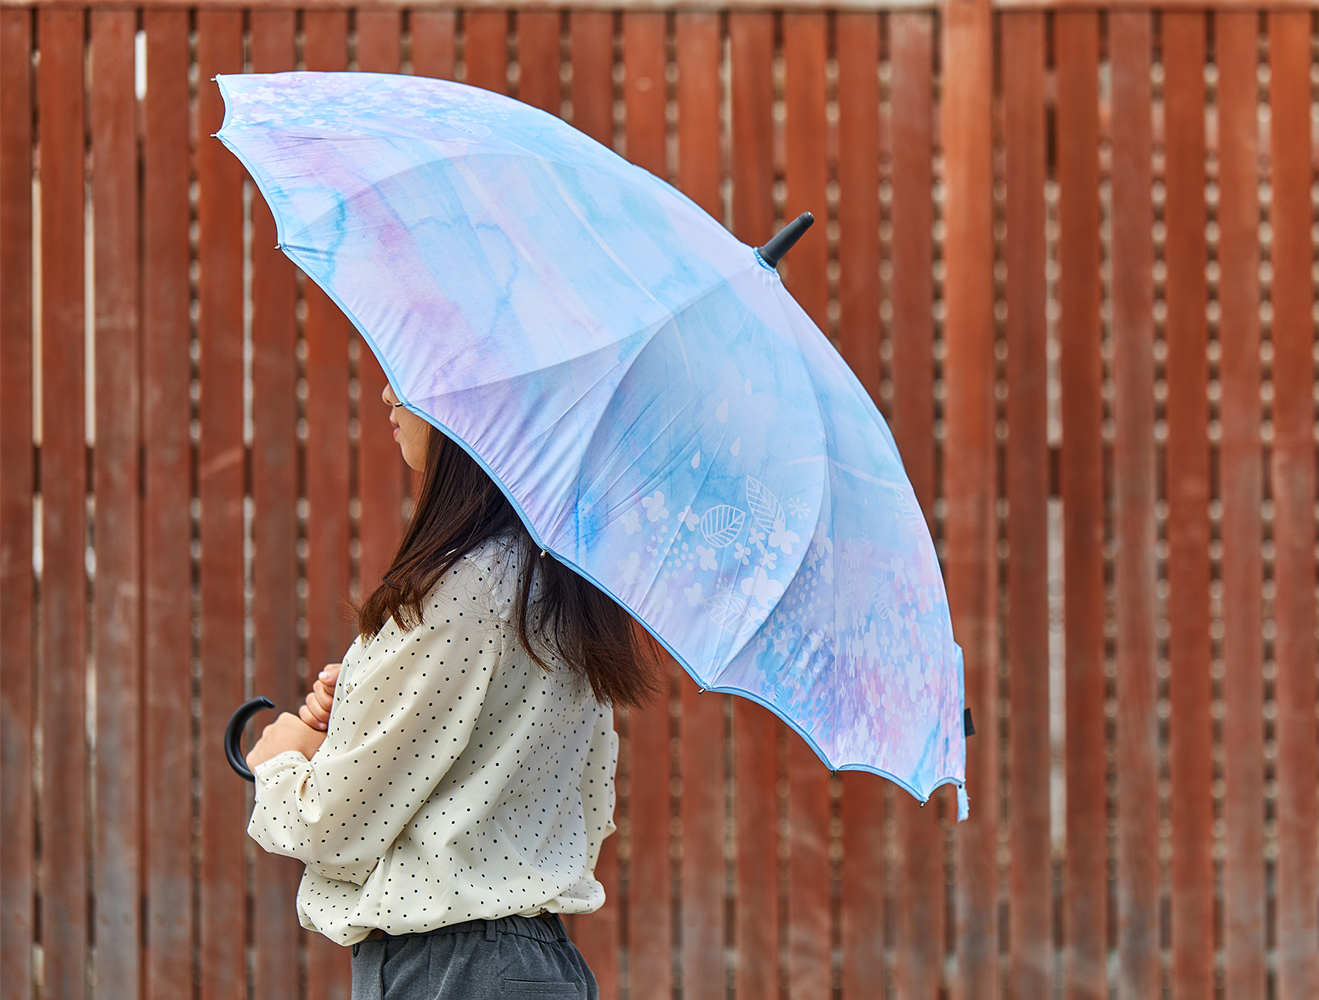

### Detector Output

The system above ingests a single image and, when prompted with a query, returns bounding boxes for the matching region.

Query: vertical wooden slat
[90,11,141,997]
[1001,13,1050,1000]
[782,12,828,327]
[142,12,194,999]
[780,15,832,1000]
[620,15,672,999]
[300,13,355,1000]
[36,11,87,1000]
[0,10,33,997]
[1055,13,1106,1000]
[464,10,509,94]
[729,13,773,248]
[674,17,727,998]
[196,12,247,1000]
[247,12,303,1000]
[354,11,408,607]
[940,1,998,995]
[517,11,562,115]
[1266,15,1318,999]
[728,15,780,1000]
[886,14,943,1000]
[570,12,614,148]
[1107,12,1160,999]
[835,13,881,399]
[1215,14,1265,999]
[1161,16,1214,999]
[410,10,455,80]
[568,30,618,981]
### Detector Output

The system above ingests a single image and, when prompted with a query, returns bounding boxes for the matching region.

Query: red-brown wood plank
[196,12,248,1000]
[90,11,141,996]
[0,10,33,996]
[1107,12,1160,999]
[464,9,509,94]
[678,682,727,1000]
[781,13,828,328]
[141,12,194,998]
[354,11,409,610]
[570,12,615,148]
[1160,16,1214,998]
[411,9,455,80]
[300,13,356,1000]
[1054,13,1106,1000]
[674,18,728,997]
[1000,13,1050,1000]
[780,15,832,1000]
[575,832,620,997]
[940,2,998,995]
[835,13,881,400]
[247,12,304,1000]
[729,16,781,1000]
[885,14,943,999]
[729,13,774,248]
[620,18,673,997]
[1215,14,1265,999]
[36,11,87,999]
[517,11,562,115]
[1266,14,1318,998]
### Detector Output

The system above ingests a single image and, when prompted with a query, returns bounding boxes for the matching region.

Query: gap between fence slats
[1214,13,1266,999]
[0,10,34,998]
[1000,13,1051,1000]
[1265,14,1319,1000]
[941,2,998,995]
[1107,11,1161,999]
[37,11,89,1000]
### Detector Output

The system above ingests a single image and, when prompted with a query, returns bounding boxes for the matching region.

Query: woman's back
[248,537,617,946]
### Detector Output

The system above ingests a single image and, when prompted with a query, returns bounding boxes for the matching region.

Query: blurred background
[0,2,1315,998]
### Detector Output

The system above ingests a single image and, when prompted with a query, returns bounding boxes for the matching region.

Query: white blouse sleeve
[247,566,503,886]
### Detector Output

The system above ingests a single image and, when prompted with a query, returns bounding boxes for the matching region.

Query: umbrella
[217,72,967,816]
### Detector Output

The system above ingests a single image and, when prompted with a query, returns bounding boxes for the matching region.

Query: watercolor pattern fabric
[218,72,966,807]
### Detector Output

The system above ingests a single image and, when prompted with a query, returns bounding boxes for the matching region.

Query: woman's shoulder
[425,533,523,622]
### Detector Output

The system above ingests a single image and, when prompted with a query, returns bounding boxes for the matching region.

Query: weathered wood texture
[1,7,1313,999]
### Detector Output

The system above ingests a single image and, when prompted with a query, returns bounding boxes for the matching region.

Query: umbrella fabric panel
[218,70,965,800]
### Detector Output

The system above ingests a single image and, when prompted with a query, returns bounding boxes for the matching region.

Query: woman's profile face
[383,383,431,471]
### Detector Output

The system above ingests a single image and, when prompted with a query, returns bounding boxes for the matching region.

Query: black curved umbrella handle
[225,696,275,782]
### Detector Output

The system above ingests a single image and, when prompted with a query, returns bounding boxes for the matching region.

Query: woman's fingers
[318,662,342,687]
[298,703,324,731]
[303,689,331,729]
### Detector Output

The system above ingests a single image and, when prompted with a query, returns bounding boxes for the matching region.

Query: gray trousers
[350,914,598,1000]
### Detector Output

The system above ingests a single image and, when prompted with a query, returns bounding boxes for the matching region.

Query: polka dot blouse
[247,538,619,947]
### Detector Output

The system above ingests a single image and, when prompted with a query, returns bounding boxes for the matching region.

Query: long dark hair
[357,426,663,708]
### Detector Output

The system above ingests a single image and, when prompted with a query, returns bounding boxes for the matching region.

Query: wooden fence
[0,3,1316,998]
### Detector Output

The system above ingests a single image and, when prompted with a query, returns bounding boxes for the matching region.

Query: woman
[245,384,659,1000]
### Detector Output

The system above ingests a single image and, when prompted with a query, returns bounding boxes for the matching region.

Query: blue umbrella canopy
[218,72,967,812]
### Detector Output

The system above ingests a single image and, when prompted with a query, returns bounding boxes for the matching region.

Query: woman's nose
[382,384,395,406]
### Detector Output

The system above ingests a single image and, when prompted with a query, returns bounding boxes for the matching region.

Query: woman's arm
[247,566,504,885]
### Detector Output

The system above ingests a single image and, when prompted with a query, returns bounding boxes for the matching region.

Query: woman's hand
[300,662,342,731]
[246,712,327,770]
